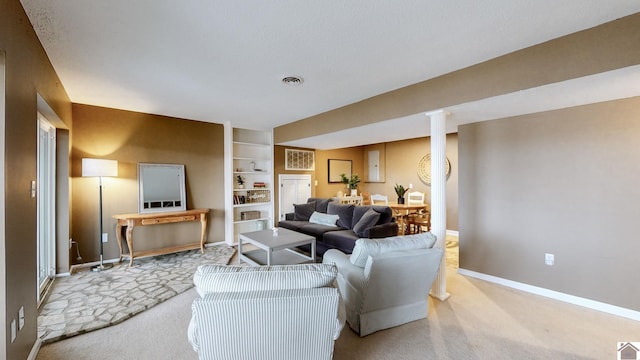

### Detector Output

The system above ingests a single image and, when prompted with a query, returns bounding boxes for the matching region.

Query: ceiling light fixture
[282,76,303,85]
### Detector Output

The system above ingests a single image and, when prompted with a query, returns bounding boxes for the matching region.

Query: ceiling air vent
[282,76,303,85]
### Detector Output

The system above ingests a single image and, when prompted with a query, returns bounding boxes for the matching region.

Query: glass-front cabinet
[225,126,274,245]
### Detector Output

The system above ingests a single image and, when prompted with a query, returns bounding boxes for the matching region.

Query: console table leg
[199,213,207,253]
[115,224,124,263]
[126,221,135,267]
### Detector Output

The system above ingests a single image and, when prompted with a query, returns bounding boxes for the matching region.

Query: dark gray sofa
[278,197,398,257]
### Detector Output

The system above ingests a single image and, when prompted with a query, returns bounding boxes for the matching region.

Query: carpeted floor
[38,245,236,344]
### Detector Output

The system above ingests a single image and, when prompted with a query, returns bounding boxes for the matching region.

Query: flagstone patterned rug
[38,245,236,344]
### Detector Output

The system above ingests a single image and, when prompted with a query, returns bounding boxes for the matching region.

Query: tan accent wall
[1,1,73,358]
[274,139,460,231]
[363,135,459,230]
[71,104,224,263]
[458,96,640,311]
[274,13,640,143]
[315,147,365,197]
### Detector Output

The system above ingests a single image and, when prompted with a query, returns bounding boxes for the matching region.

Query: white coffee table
[238,228,315,266]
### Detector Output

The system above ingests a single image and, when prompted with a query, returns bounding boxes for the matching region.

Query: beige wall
[1,1,73,358]
[458,96,640,311]
[71,104,225,263]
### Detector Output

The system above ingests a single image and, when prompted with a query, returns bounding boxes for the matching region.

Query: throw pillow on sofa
[352,209,380,237]
[309,211,340,227]
[193,263,337,297]
[349,232,437,268]
[327,202,355,229]
[293,201,316,221]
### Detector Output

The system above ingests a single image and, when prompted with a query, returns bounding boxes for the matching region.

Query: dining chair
[406,191,428,234]
[370,194,388,205]
[407,191,425,205]
[361,192,371,205]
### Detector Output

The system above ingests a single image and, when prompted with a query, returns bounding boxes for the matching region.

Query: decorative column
[428,109,450,301]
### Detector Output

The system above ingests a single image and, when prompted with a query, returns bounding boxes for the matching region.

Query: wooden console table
[113,209,209,267]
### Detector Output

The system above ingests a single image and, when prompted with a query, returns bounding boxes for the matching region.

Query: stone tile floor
[38,245,236,343]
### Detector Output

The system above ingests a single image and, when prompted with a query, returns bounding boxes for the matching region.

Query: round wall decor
[417,153,451,186]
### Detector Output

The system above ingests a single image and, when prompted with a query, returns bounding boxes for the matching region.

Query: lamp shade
[82,158,118,177]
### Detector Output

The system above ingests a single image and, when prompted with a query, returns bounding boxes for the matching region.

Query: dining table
[387,202,428,235]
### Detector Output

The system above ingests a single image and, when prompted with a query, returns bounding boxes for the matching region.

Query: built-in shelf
[225,126,274,245]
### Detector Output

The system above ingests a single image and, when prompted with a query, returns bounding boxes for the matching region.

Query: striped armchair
[188,264,345,360]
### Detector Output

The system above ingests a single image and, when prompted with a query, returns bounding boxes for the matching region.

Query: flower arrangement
[340,173,361,190]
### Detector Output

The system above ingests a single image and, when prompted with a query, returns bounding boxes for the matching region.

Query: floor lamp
[82,158,118,272]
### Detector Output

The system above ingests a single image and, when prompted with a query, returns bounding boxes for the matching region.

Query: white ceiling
[20,1,640,148]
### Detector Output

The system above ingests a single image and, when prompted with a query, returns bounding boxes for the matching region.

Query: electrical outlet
[18,306,24,330]
[545,253,554,266]
[10,319,16,343]
[102,233,108,243]
[69,238,73,249]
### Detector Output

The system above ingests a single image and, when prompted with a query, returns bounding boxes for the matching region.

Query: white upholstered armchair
[322,232,443,336]
[188,263,345,360]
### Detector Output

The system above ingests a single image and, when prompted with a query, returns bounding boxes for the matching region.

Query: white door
[279,174,312,220]
[37,113,56,303]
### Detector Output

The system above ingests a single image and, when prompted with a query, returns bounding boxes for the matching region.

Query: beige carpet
[38,245,236,344]
[37,237,640,359]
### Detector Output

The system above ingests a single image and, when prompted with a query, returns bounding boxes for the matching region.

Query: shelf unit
[224,125,274,245]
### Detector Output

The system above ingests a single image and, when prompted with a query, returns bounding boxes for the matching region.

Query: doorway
[278,174,312,220]
[37,113,56,304]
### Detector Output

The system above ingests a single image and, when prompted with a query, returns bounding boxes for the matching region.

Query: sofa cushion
[309,211,339,227]
[353,205,393,226]
[327,202,355,229]
[293,201,316,221]
[321,230,359,254]
[193,263,337,297]
[300,223,346,238]
[278,220,307,232]
[349,232,437,268]
[308,197,333,213]
[352,209,380,237]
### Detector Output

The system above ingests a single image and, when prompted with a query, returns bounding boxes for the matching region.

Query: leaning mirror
[138,163,186,213]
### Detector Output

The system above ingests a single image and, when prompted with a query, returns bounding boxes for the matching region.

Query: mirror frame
[328,159,352,183]
[138,163,187,214]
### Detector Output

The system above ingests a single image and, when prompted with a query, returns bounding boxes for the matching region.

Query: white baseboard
[28,338,42,360]
[457,268,640,322]
[446,229,459,237]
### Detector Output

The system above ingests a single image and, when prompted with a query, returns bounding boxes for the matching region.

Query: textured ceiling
[20,1,640,147]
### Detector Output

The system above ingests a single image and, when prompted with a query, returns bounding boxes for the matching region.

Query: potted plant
[340,173,361,196]
[394,184,408,204]
[236,174,245,189]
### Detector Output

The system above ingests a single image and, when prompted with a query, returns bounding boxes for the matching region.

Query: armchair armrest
[367,222,398,238]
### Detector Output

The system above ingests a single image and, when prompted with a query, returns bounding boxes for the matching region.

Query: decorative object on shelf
[246,189,270,203]
[394,184,408,204]
[82,158,118,272]
[417,153,451,186]
[233,194,246,205]
[241,210,261,220]
[253,182,266,188]
[236,174,245,189]
[340,173,360,192]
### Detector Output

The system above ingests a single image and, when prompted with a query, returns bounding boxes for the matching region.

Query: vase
[397,197,405,204]
[351,189,358,197]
